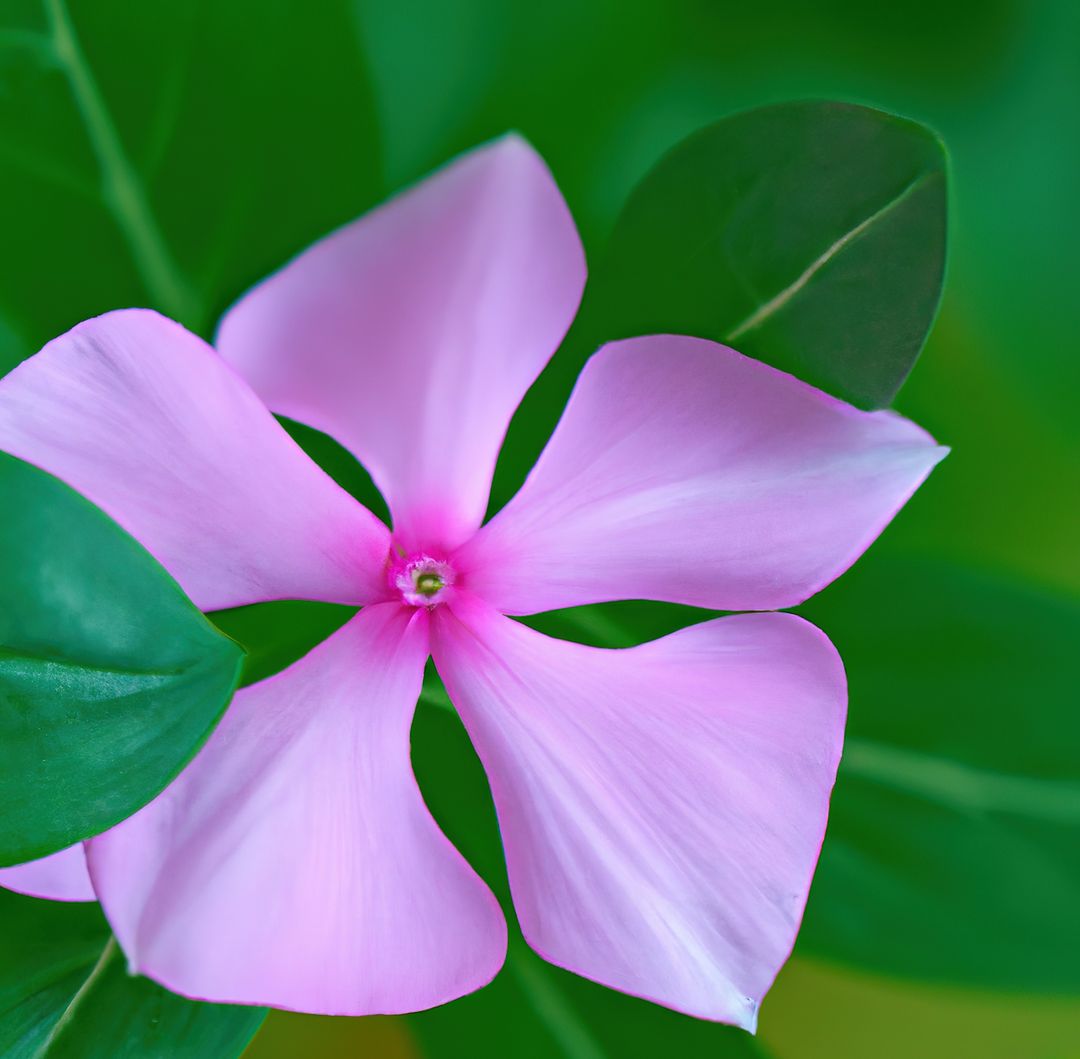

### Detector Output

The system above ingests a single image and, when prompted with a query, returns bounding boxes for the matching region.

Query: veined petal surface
[88,604,506,1015]
[432,595,846,1027]
[217,135,586,553]
[457,335,946,613]
[0,310,389,610]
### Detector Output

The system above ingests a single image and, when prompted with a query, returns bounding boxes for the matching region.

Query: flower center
[392,554,455,607]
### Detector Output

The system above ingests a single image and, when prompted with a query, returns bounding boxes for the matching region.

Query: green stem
[34,937,119,1057]
[44,0,200,328]
[844,737,1080,822]
[506,937,608,1059]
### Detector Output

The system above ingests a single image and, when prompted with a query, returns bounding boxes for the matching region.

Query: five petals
[0,137,945,1027]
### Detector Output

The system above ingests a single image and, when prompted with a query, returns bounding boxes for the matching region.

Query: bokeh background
[2,1,1078,1057]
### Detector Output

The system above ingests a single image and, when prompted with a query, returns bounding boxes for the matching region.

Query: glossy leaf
[0,888,264,1058]
[0,452,244,865]
[797,556,1080,990]
[585,100,946,408]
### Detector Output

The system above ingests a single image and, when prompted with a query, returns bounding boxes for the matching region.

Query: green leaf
[0,888,264,1058]
[0,452,244,865]
[491,100,948,516]
[0,0,382,344]
[796,556,1080,991]
[584,100,947,409]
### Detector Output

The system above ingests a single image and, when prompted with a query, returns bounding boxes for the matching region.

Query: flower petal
[457,335,947,613]
[0,844,95,902]
[432,594,846,1027]
[86,603,505,1015]
[216,135,586,553]
[0,310,389,610]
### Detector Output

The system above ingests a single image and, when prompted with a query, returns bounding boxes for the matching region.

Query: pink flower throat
[392,553,456,607]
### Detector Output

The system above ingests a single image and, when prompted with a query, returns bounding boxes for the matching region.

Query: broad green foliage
[0,453,244,865]
[798,557,1080,990]
[0,889,264,1058]
[586,101,947,409]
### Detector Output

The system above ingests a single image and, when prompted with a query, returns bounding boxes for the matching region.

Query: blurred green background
[2,1,1078,1057]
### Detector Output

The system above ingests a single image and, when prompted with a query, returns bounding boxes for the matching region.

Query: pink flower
[0,136,945,1028]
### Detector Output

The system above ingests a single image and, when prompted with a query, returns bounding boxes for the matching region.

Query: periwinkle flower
[0,136,945,1028]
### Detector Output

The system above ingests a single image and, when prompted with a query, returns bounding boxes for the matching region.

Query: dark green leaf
[797,556,1080,990]
[0,888,264,1058]
[585,100,946,408]
[491,100,947,516]
[0,452,244,865]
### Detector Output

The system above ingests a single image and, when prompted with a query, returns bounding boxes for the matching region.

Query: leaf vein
[725,171,934,342]
[32,936,117,1058]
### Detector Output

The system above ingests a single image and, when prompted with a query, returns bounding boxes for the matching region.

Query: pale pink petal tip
[88,604,506,1015]
[217,134,586,554]
[0,843,96,902]
[458,334,946,614]
[433,595,846,1027]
